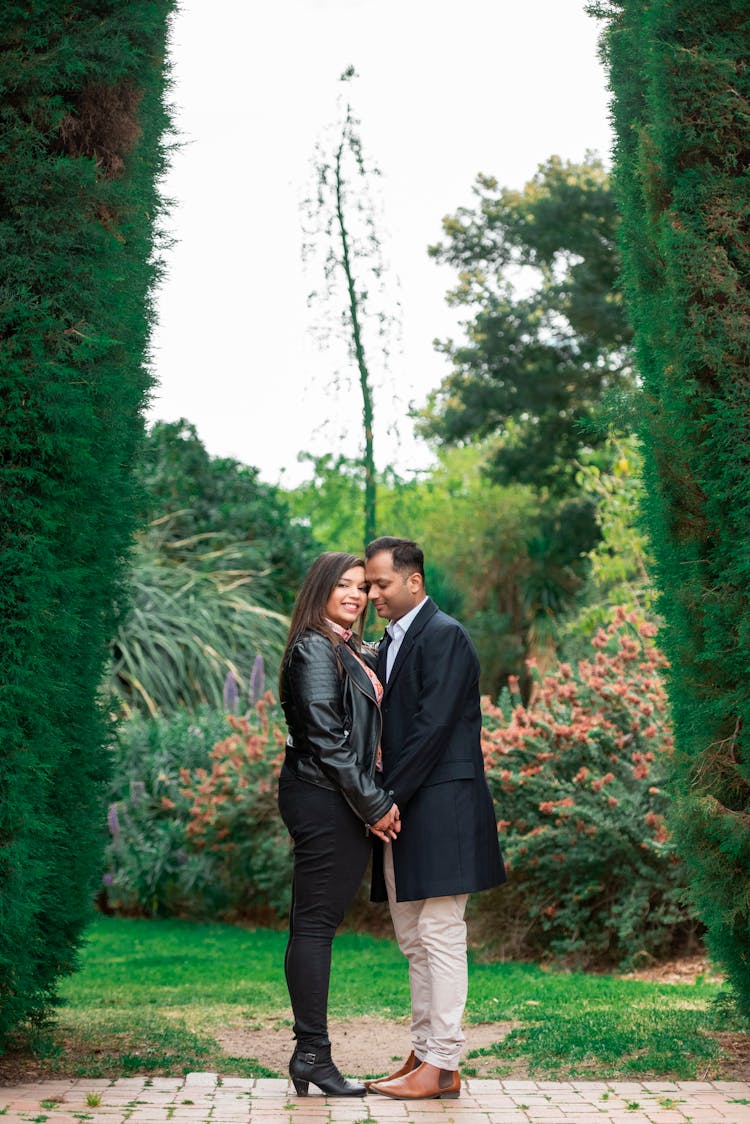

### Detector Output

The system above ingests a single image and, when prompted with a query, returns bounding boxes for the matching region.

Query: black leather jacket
[280,629,393,826]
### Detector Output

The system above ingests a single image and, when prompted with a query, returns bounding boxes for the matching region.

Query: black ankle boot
[289,1045,366,1096]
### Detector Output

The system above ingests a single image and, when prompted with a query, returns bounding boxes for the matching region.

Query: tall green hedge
[594,0,750,1010]
[0,3,173,1041]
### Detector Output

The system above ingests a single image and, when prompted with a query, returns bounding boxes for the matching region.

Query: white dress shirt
[385,597,428,682]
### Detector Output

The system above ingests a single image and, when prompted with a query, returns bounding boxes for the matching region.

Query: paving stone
[531,1110,589,1119]
[600,1116,652,1124]
[384,1115,457,1123]
[524,1117,571,1124]
[253,1079,289,1091]
[3,1076,750,1123]
[359,1101,409,1115]
[647,1113,694,1122]
[486,1115,529,1123]
[461,1098,518,1108]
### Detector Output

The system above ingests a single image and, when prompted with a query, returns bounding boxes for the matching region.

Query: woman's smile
[325,565,369,628]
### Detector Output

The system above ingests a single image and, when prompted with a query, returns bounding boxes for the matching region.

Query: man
[364,536,506,1101]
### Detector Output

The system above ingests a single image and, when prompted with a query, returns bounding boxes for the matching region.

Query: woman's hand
[370,803,401,843]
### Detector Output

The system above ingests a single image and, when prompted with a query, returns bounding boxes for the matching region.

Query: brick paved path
[1,1074,749,1124]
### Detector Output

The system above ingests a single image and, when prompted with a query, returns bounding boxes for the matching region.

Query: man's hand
[370,803,401,843]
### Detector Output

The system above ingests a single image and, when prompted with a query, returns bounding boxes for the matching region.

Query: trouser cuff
[422,1049,461,1071]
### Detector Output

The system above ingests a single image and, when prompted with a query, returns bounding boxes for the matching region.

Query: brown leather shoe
[364,1049,420,1090]
[368,1060,460,1100]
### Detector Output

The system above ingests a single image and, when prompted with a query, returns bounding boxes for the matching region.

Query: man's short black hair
[366,536,425,580]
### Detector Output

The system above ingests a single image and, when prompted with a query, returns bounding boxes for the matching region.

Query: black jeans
[278,765,372,1049]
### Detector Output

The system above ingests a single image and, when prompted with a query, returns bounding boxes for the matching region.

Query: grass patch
[0,916,739,1081]
[465,959,729,1079]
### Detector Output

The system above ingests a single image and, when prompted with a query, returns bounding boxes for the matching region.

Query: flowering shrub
[482,608,695,966]
[178,694,292,916]
[104,699,291,919]
[104,707,232,916]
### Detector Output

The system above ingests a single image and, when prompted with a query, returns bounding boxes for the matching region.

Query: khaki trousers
[383,845,468,1070]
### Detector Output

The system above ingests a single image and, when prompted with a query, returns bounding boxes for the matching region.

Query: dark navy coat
[371,598,506,902]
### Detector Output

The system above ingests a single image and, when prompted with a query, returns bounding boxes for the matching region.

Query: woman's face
[325,565,369,629]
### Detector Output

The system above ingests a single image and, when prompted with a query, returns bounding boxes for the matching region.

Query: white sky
[149,0,614,487]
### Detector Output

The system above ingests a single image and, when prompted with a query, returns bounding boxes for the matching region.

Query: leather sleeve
[285,634,393,825]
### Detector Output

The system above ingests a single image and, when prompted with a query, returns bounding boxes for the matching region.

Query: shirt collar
[387,597,428,639]
[326,618,353,642]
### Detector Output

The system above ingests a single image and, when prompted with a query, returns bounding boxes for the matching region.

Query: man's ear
[407,572,424,595]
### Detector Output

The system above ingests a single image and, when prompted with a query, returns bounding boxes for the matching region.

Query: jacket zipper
[349,675,383,780]
[346,676,386,833]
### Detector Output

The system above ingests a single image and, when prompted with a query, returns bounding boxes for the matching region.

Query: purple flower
[223,671,239,712]
[249,654,265,705]
[102,872,114,886]
[176,849,188,866]
[107,803,120,838]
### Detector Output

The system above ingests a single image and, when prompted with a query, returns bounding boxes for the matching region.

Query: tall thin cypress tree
[0,2,173,1039]
[594,0,750,1010]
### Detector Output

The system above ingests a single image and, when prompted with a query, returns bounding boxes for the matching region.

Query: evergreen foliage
[107,421,317,715]
[0,1,173,1040]
[137,420,316,614]
[594,0,750,1009]
[422,156,632,490]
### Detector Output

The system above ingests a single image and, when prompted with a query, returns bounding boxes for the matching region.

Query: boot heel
[289,1047,365,1097]
[441,1090,460,1099]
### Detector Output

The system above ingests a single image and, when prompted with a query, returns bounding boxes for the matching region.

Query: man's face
[365,550,423,622]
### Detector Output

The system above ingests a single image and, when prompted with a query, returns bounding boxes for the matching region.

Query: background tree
[110,420,313,714]
[0,1,173,1041]
[411,156,634,666]
[303,67,400,548]
[422,155,632,490]
[286,445,587,694]
[137,420,315,613]
[595,0,750,1012]
[564,434,656,652]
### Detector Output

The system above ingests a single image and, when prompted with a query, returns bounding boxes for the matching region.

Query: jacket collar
[338,640,378,702]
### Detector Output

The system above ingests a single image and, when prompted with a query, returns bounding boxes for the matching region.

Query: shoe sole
[368,1087,460,1100]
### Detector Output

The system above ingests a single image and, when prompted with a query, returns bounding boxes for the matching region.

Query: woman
[278,552,400,1097]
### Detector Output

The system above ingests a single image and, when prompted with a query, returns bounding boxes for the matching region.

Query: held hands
[370,802,401,844]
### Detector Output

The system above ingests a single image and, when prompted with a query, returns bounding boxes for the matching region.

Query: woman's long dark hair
[279,552,367,698]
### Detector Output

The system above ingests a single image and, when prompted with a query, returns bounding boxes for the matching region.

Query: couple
[277,537,506,1100]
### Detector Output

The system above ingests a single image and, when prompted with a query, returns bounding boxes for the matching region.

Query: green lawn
[3,917,741,1081]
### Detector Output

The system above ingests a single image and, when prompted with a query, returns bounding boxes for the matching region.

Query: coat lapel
[383,598,437,695]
